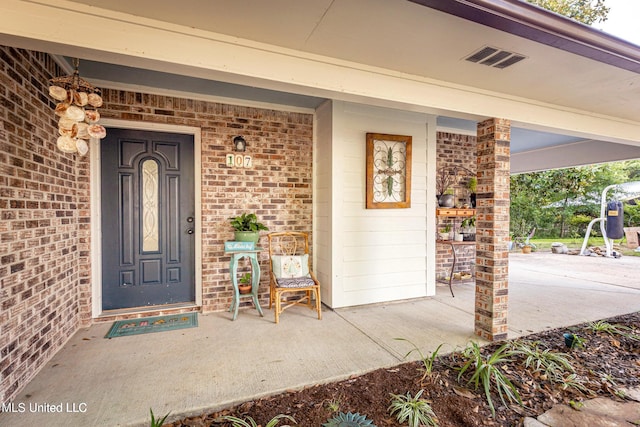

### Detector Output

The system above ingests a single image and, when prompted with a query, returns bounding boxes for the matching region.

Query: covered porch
[1,253,638,426]
[2,0,640,411]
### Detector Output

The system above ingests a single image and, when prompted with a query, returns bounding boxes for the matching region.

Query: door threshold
[96,302,199,322]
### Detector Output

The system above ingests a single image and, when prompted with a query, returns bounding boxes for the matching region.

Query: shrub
[388,389,438,427]
[219,414,296,427]
[394,338,444,380]
[456,342,521,417]
[323,412,376,427]
[508,340,574,382]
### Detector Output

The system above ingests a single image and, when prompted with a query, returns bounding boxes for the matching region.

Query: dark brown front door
[101,128,195,310]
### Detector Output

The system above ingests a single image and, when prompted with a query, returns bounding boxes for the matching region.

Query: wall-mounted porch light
[233,136,247,152]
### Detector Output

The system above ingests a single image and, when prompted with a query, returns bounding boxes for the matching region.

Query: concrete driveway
[507,251,639,335]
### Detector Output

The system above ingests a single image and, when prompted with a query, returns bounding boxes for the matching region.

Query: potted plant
[467,176,477,208]
[238,272,252,294]
[438,188,455,208]
[461,216,476,233]
[438,224,451,240]
[229,212,269,244]
[512,218,534,252]
[454,228,464,242]
[461,216,476,241]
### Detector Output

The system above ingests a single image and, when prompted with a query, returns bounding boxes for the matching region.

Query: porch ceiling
[61,0,640,122]
[1,0,639,171]
[438,117,640,173]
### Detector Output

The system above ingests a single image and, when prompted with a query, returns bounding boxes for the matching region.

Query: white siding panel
[341,170,363,189]
[343,230,424,247]
[343,257,427,277]
[315,215,331,232]
[344,269,426,291]
[411,191,427,203]
[413,161,427,177]
[342,215,426,231]
[326,101,433,308]
[314,100,334,305]
[342,188,365,202]
[343,244,427,262]
[338,286,428,308]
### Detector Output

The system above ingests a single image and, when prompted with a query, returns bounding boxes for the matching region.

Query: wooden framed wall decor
[366,133,412,209]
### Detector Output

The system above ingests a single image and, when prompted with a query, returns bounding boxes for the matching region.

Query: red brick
[474,119,511,342]
[0,45,313,404]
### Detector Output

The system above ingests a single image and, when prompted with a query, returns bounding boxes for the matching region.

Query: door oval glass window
[141,159,159,252]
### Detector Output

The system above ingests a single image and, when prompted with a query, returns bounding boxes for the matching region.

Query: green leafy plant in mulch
[456,341,522,417]
[568,334,586,349]
[388,389,438,427]
[598,371,617,387]
[588,320,627,335]
[508,340,590,394]
[394,338,444,380]
[323,412,376,427]
[587,320,640,341]
[558,373,590,394]
[569,399,584,410]
[218,414,296,427]
[508,340,574,382]
[563,331,587,350]
[149,408,170,427]
[324,397,342,413]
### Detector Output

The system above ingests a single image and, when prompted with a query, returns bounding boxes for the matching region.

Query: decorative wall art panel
[366,133,412,209]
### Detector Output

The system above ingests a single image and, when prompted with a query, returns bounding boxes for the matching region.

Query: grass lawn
[529,237,640,256]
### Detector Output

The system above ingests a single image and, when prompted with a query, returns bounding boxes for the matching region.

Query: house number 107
[226,153,252,168]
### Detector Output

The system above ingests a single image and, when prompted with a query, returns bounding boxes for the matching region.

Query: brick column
[475,118,510,341]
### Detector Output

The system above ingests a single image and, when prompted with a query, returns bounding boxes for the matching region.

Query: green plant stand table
[225,248,264,320]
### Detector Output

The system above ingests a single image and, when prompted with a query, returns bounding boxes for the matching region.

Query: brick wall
[435,132,476,280]
[97,90,314,314]
[0,45,314,403]
[0,47,83,403]
[475,118,510,341]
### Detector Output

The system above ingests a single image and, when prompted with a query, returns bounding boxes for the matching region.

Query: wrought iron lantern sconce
[233,136,247,152]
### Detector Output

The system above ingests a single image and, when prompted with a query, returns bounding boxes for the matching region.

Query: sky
[593,0,640,46]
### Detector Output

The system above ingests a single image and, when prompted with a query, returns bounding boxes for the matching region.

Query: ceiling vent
[464,46,526,69]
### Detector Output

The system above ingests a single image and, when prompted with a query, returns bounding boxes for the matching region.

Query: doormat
[105,313,198,338]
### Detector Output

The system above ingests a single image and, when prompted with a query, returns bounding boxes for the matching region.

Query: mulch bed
[167,312,640,426]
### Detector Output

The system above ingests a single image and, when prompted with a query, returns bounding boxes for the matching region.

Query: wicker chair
[267,232,322,324]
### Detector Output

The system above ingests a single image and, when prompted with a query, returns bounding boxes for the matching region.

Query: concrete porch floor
[1,252,639,427]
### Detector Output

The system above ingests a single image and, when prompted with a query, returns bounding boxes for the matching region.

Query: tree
[623,160,640,180]
[511,1,615,238]
[511,161,639,238]
[510,173,552,237]
[526,0,609,25]
[510,166,597,238]
[544,167,598,237]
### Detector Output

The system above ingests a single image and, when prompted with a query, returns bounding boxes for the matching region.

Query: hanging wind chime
[48,58,107,155]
